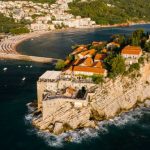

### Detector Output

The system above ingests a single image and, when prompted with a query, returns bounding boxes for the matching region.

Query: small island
[31,29,150,135]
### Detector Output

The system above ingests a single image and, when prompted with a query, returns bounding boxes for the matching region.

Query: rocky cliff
[32,62,150,135]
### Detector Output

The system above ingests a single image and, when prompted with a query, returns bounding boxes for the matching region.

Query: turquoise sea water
[1,24,150,150]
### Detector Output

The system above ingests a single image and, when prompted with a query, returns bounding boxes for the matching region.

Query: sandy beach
[0,31,60,63]
[0,21,150,63]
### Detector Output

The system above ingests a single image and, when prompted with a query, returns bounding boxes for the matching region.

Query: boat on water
[22,77,26,81]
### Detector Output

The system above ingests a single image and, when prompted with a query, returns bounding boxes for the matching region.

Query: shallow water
[1,25,150,150]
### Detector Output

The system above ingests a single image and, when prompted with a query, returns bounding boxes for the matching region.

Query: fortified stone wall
[42,98,88,119]
[33,62,150,135]
[37,81,47,110]
[37,79,95,110]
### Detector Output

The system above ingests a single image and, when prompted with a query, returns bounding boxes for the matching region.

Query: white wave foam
[98,107,144,130]
[24,106,147,148]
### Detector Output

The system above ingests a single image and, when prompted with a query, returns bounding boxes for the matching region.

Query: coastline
[31,61,150,135]
[0,31,60,63]
[0,21,150,63]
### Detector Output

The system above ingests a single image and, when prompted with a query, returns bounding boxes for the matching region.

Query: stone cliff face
[32,62,150,135]
[91,63,150,119]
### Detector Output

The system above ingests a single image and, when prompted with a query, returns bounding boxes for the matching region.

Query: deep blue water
[1,24,150,150]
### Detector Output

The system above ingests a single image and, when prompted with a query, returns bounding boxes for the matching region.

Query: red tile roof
[121,45,142,55]
[83,57,93,67]
[73,59,84,66]
[93,61,104,68]
[94,53,106,61]
[79,51,89,56]
[110,42,120,47]
[88,49,97,55]
[69,66,106,74]
[92,41,104,46]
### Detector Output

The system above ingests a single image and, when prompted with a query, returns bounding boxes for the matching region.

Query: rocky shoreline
[30,60,150,135]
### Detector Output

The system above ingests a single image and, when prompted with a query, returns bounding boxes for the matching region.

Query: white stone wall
[37,81,47,109]
[42,98,88,119]
[122,52,142,59]
[46,82,58,92]
[37,79,95,110]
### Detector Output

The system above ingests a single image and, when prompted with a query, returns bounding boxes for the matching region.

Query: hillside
[0,13,29,34]
[0,0,56,4]
[68,0,150,25]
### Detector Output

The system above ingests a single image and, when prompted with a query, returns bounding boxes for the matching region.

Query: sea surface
[1,24,150,150]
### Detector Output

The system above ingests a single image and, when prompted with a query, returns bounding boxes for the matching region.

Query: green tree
[68,54,75,61]
[92,75,104,84]
[128,63,140,73]
[55,60,66,70]
[68,0,150,25]
[109,55,126,78]
[144,42,150,52]
[132,29,145,46]
[10,27,30,35]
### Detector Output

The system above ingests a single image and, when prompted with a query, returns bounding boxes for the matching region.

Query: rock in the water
[144,100,150,107]
[53,122,64,135]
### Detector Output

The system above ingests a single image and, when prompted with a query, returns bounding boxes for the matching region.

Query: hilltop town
[0,0,95,33]
[32,29,150,135]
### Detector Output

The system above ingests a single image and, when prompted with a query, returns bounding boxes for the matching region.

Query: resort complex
[35,30,150,133]
[33,30,150,135]
[1,0,150,148]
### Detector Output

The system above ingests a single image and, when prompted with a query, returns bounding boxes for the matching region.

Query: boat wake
[25,103,149,148]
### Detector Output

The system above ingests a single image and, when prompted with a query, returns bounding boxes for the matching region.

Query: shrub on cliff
[144,42,150,52]
[105,54,126,78]
[92,75,104,84]
[55,60,66,70]
[128,63,140,73]
[138,57,144,64]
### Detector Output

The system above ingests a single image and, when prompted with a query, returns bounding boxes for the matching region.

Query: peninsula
[31,29,150,135]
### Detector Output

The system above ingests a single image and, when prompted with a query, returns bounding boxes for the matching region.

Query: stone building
[37,70,96,114]
[121,45,142,64]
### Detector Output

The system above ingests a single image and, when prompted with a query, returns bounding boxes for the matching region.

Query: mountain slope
[0,0,56,4]
[68,0,150,25]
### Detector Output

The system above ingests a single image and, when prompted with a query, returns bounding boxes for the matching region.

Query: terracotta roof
[94,53,106,61]
[72,46,85,54]
[73,59,84,66]
[68,66,105,74]
[107,42,120,47]
[83,57,93,67]
[93,61,103,68]
[79,51,89,56]
[88,49,97,55]
[74,45,87,52]
[92,41,104,46]
[79,49,96,57]
[102,48,108,53]
[121,45,142,55]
